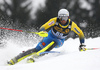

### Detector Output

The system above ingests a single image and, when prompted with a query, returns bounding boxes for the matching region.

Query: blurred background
[0,0,100,42]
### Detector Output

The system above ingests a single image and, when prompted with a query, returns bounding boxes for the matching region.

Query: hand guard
[38,31,48,37]
[79,44,86,51]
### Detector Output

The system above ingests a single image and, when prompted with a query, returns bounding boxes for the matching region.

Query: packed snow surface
[0,37,100,70]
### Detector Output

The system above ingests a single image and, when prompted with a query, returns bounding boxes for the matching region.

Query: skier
[8,9,86,65]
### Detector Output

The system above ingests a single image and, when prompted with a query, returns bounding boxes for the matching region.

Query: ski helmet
[58,9,69,21]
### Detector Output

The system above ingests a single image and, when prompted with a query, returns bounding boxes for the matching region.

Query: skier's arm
[71,22,85,44]
[39,17,57,31]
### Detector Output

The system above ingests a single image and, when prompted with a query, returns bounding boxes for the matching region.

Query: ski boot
[7,58,17,65]
[7,48,37,65]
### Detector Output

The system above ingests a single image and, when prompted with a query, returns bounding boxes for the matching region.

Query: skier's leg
[46,41,57,51]
[35,32,54,51]
[8,34,54,65]
[27,41,55,63]
[7,48,38,65]
[46,38,65,51]
[54,38,65,48]
[27,33,56,63]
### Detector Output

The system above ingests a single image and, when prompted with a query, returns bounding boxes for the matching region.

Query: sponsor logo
[42,42,46,46]
[48,21,54,26]
[54,26,69,34]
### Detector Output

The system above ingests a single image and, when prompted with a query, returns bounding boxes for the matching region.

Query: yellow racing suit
[40,17,85,44]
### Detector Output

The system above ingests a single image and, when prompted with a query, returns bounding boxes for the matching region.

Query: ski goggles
[59,16,69,21]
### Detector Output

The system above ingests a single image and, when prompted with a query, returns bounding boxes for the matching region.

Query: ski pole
[85,48,100,50]
[0,27,23,32]
[81,48,100,51]
[0,27,48,37]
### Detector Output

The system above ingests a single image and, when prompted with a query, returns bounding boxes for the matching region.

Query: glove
[79,43,86,51]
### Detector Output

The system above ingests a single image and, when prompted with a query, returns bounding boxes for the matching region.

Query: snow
[27,0,46,19]
[0,0,99,69]
[0,37,100,70]
[79,0,92,10]
[0,0,46,19]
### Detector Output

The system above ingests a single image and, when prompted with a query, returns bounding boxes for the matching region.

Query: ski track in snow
[0,37,100,70]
